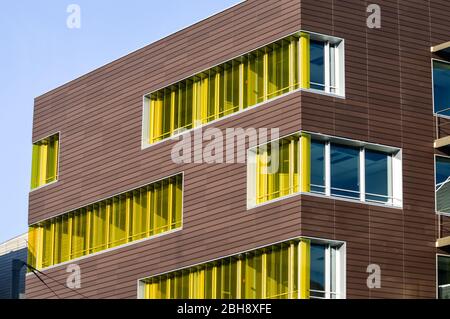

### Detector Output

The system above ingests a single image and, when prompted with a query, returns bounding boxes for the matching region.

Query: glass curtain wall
[147,33,307,144]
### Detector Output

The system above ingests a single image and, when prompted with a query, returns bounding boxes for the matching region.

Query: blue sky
[0,0,241,244]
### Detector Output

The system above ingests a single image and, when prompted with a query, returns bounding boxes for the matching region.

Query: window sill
[248,190,403,210]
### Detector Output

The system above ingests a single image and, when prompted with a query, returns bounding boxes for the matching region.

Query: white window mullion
[359,147,365,202]
[325,141,331,196]
[325,245,331,299]
[324,42,330,93]
[336,40,345,96]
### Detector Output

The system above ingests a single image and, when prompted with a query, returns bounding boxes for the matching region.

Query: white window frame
[437,254,450,299]
[26,171,185,273]
[434,154,450,216]
[247,131,402,209]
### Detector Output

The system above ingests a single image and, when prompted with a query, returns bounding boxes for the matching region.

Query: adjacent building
[0,234,27,299]
[26,0,450,298]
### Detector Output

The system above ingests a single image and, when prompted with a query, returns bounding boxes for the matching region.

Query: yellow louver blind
[142,238,312,299]
[30,133,59,190]
[28,174,183,270]
[147,33,308,145]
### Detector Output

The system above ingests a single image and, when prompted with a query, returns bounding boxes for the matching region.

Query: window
[139,238,345,299]
[27,174,183,270]
[310,39,341,93]
[438,255,450,299]
[436,156,450,214]
[143,32,345,146]
[310,40,325,90]
[248,132,402,208]
[433,60,450,117]
[30,133,59,190]
[255,137,299,204]
[330,144,360,199]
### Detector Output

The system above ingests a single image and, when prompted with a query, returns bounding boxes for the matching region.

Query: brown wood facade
[26,0,450,298]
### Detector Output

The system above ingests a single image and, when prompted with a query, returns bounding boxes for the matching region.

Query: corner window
[438,255,450,299]
[436,156,450,214]
[311,140,326,194]
[433,60,450,117]
[365,150,391,203]
[248,132,402,208]
[142,31,345,147]
[30,133,59,190]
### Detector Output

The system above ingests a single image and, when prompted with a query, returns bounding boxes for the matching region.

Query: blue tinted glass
[436,157,450,214]
[310,244,325,298]
[311,141,325,193]
[436,157,450,187]
[438,256,450,288]
[310,41,325,90]
[331,144,360,198]
[365,150,389,202]
[433,60,450,116]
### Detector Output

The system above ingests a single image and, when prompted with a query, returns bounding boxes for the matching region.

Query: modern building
[0,234,28,299]
[25,0,450,299]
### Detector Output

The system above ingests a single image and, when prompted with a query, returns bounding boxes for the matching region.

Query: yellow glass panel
[54,214,70,263]
[41,221,54,268]
[153,182,163,235]
[279,140,290,197]
[30,144,40,189]
[46,135,56,183]
[91,203,108,253]
[162,89,172,139]
[27,225,39,269]
[161,179,170,233]
[174,176,183,229]
[150,94,163,143]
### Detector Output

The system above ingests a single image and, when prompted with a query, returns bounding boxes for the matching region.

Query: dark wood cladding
[26,0,449,299]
